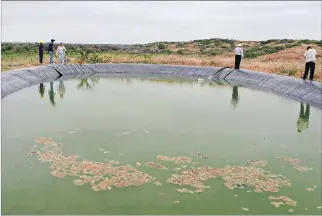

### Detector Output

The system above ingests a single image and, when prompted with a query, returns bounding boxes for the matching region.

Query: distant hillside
[2,38,321,59]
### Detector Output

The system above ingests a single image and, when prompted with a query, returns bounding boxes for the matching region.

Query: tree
[158,43,166,50]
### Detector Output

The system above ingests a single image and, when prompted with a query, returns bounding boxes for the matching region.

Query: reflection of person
[48,82,56,107]
[38,83,45,98]
[58,80,65,98]
[234,44,244,69]
[56,42,67,64]
[231,86,240,109]
[38,41,44,64]
[297,103,310,132]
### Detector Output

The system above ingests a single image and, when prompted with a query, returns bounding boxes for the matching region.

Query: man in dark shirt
[38,41,44,64]
[48,39,55,64]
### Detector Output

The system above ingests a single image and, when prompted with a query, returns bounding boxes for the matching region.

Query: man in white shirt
[234,44,244,69]
[303,46,318,81]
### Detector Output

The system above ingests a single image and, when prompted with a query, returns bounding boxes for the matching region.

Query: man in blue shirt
[48,39,55,64]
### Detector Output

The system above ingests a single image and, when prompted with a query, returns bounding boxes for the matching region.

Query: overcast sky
[2,1,321,44]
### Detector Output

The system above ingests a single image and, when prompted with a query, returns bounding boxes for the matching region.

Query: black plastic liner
[2,64,321,109]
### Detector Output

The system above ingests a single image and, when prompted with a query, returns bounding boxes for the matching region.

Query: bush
[177,49,184,55]
[176,43,185,48]
[158,43,166,50]
[1,43,13,52]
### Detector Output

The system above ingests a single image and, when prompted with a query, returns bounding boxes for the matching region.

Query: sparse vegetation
[1,38,321,81]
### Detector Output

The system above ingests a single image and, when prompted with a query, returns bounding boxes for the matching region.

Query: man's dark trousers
[235,55,241,69]
[39,54,43,64]
[303,61,315,80]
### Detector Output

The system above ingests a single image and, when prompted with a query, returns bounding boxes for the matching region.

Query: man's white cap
[237,44,242,47]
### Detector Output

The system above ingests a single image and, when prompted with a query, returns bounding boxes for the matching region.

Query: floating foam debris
[194,189,204,193]
[136,162,141,166]
[103,151,110,154]
[168,165,291,194]
[157,155,192,164]
[108,160,120,165]
[168,166,220,191]
[115,132,130,136]
[305,187,314,192]
[174,200,180,204]
[269,196,297,207]
[177,188,194,194]
[248,160,267,167]
[294,166,311,172]
[313,185,317,188]
[278,156,311,172]
[73,179,85,186]
[192,162,200,165]
[30,137,156,192]
[69,131,75,134]
[271,202,284,208]
[144,130,150,134]
[278,156,300,165]
[269,196,279,200]
[29,151,39,155]
[288,209,294,212]
[35,137,56,144]
[317,206,322,209]
[191,152,209,159]
[172,168,181,172]
[144,162,167,170]
[154,182,162,186]
[241,207,249,211]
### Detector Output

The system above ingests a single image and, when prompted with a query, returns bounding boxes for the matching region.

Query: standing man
[234,43,244,69]
[38,41,44,64]
[48,39,55,64]
[303,46,318,81]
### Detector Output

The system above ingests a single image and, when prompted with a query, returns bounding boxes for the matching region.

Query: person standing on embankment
[303,46,318,81]
[38,41,44,64]
[234,44,244,69]
[48,39,55,64]
[56,42,67,64]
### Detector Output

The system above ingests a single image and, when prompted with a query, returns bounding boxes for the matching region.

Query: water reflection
[58,81,65,98]
[37,78,239,109]
[297,103,310,133]
[38,83,45,98]
[77,78,99,91]
[231,86,240,109]
[48,82,56,107]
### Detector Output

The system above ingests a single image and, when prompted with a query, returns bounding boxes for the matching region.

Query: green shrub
[176,43,185,48]
[158,43,166,50]
[177,49,184,55]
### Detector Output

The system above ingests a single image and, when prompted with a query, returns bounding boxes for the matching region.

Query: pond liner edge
[1,63,322,109]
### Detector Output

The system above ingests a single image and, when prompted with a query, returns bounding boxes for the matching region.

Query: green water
[2,77,321,215]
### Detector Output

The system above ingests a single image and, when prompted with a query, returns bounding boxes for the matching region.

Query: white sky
[1,1,321,44]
